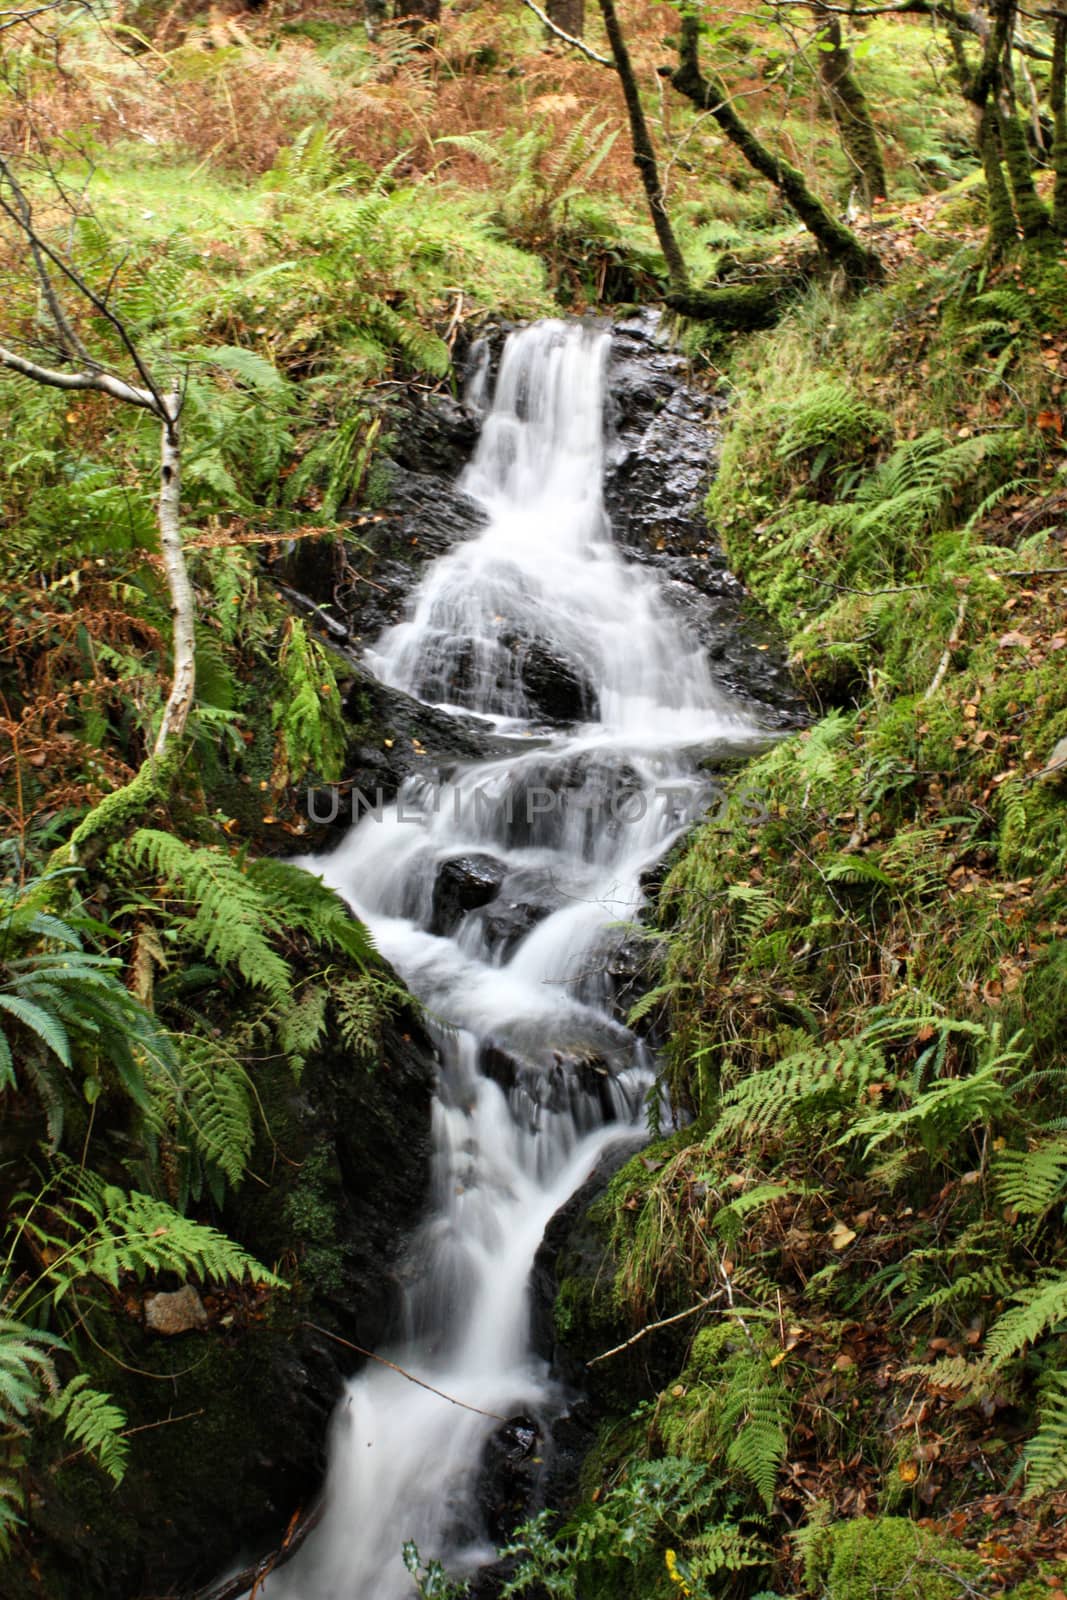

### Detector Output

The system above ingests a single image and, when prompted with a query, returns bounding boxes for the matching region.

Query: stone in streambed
[429,853,506,936]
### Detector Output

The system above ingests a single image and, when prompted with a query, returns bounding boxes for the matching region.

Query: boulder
[511,637,599,726]
[430,853,506,936]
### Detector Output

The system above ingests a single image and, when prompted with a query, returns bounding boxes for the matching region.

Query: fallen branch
[303,1322,510,1422]
[923,592,969,701]
[993,566,1067,578]
[186,1501,323,1600]
[587,1290,723,1366]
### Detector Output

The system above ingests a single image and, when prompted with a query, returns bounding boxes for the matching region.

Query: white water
[261,320,763,1600]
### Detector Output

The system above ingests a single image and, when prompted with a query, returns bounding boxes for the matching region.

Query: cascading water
[261,320,764,1599]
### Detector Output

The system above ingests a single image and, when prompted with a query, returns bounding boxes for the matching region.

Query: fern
[996,1133,1067,1218]
[911,1262,1019,1322]
[0,1313,61,1427]
[689,1523,770,1579]
[333,970,406,1058]
[125,831,293,1004]
[720,1357,791,1510]
[46,1374,128,1483]
[270,617,347,791]
[985,1273,1067,1366]
[714,1034,890,1144]
[15,1174,283,1303]
[0,876,174,1144]
[775,381,891,481]
[712,1183,797,1246]
[1022,1372,1067,1497]
[843,1025,1023,1159]
[176,1040,255,1191]
[0,1311,62,1552]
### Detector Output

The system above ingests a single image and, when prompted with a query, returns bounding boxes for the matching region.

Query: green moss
[555,1274,594,1343]
[285,1146,353,1298]
[806,1517,983,1600]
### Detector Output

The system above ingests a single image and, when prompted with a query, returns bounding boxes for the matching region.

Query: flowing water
[261,320,764,1599]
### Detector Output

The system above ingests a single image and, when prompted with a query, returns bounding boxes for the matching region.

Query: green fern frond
[270,618,347,791]
[1022,1373,1067,1497]
[995,1133,1067,1217]
[125,831,292,1004]
[715,1034,889,1144]
[719,1357,791,1510]
[901,1354,998,1396]
[688,1523,770,1578]
[19,1176,284,1299]
[47,1375,128,1483]
[985,1273,1067,1366]
[333,970,407,1058]
[911,1263,1018,1321]
[178,1041,255,1190]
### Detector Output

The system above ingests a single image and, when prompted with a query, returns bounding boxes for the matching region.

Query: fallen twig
[587,1290,724,1366]
[923,592,968,701]
[303,1322,510,1422]
[186,1500,323,1600]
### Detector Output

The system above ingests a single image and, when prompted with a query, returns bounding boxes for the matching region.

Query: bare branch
[517,0,612,64]
[0,183,170,414]
[587,1290,724,1365]
[0,156,92,364]
[0,340,156,408]
[303,1322,511,1421]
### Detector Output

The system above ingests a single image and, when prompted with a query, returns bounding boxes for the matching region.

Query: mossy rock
[806,1516,983,1600]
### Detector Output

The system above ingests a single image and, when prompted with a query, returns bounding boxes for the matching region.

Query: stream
[261,319,767,1598]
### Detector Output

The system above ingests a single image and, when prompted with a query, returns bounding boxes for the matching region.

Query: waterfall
[260,320,761,1599]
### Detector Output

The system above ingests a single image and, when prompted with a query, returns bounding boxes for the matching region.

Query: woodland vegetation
[1,1,1066,1597]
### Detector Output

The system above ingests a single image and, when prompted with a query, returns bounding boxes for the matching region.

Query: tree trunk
[812,7,888,204]
[595,0,689,292]
[670,14,881,284]
[996,55,1051,238]
[154,391,196,758]
[978,103,1020,251]
[548,0,584,34]
[1050,16,1067,235]
[948,3,1023,255]
[393,0,439,23]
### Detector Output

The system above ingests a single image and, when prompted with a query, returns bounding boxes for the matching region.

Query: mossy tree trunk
[996,45,1052,239]
[812,6,888,204]
[668,11,882,284]
[948,0,1027,254]
[595,0,690,292]
[1052,15,1067,236]
[979,101,1021,251]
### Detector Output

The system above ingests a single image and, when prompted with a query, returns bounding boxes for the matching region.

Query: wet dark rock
[481,1041,623,1136]
[476,1415,543,1544]
[605,932,667,1040]
[481,897,553,957]
[605,310,807,730]
[605,311,721,561]
[528,1146,639,1392]
[430,853,506,936]
[510,635,599,725]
